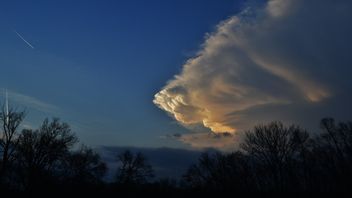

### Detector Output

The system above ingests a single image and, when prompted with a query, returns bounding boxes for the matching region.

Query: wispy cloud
[154,0,352,148]
[14,30,35,49]
[0,88,57,113]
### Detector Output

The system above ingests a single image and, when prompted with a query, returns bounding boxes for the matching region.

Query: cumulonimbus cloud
[154,0,352,148]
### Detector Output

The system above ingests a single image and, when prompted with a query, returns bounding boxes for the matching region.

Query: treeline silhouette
[1,106,352,195]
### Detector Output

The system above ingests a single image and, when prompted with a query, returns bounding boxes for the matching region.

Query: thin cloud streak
[14,30,35,49]
[0,88,57,113]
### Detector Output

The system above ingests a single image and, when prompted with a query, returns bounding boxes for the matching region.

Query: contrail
[14,30,35,49]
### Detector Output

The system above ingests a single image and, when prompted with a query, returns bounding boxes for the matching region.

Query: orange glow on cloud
[154,0,349,148]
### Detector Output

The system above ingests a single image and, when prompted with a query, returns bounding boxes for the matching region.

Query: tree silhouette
[15,118,78,190]
[308,118,352,191]
[240,121,310,191]
[115,150,154,185]
[63,145,107,185]
[319,118,352,162]
[183,151,254,191]
[1,110,352,193]
[0,106,25,181]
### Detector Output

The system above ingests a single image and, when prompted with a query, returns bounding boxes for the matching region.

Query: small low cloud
[172,132,241,151]
[154,0,352,148]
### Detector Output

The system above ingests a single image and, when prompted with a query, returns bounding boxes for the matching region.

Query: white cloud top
[154,0,352,149]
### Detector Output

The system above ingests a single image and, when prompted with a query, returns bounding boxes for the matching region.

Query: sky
[0,0,351,151]
[0,0,245,149]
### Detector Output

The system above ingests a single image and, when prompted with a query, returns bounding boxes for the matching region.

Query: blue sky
[1,0,351,151]
[0,0,245,148]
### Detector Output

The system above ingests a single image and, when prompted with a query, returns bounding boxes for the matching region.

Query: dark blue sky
[0,0,245,148]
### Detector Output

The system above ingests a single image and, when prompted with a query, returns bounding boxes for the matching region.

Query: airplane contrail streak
[14,30,35,49]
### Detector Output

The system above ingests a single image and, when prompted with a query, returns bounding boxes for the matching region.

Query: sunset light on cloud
[154,0,351,148]
[1,0,351,150]
[1,0,352,192]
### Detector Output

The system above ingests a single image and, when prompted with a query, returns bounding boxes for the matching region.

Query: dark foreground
[1,107,352,195]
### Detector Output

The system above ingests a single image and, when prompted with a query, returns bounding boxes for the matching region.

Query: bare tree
[183,151,255,191]
[309,118,352,191]
[15,118,77,189]
[318,118,352,162]
[0,106,25,176]
[115,150,154,185]
[63,145,107,184]
[240,121,310,190]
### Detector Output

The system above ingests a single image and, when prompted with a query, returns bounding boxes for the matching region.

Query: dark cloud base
[98,146,209,181]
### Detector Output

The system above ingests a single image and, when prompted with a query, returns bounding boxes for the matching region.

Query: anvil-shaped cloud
[154,0,352,148]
